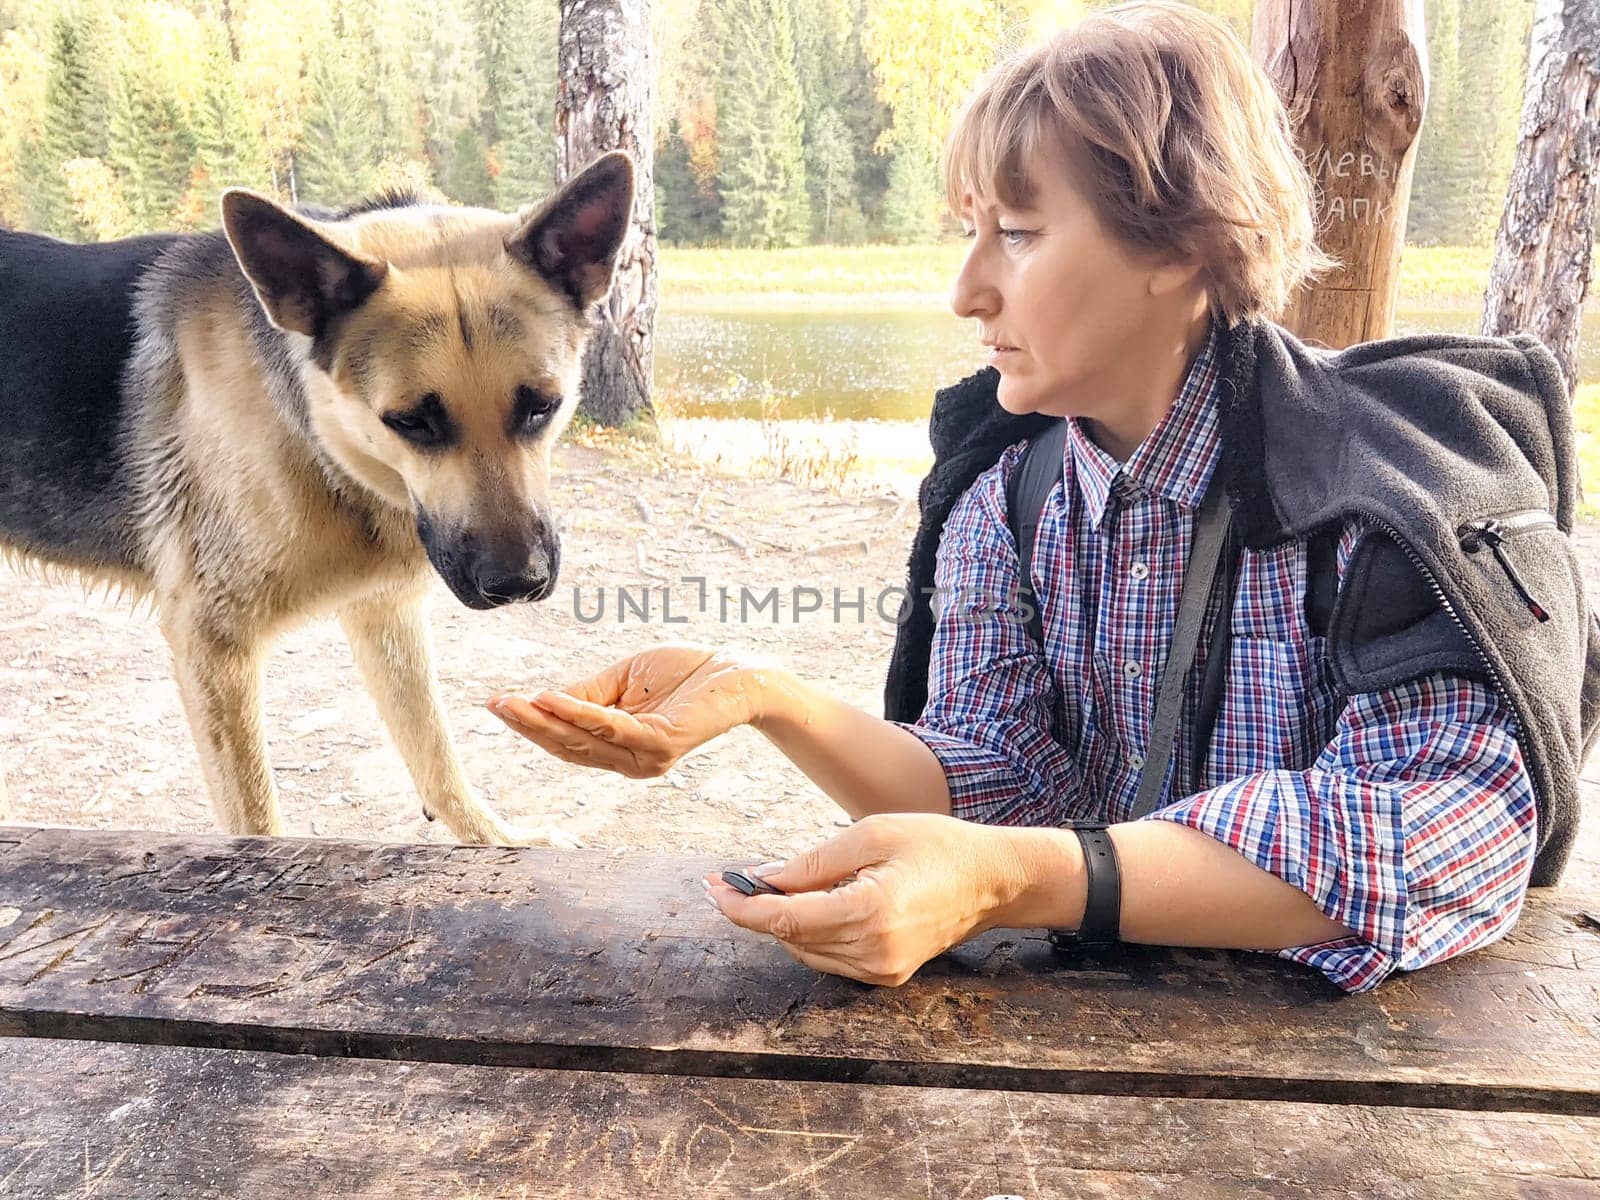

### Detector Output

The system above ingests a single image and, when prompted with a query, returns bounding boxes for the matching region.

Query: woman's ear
[1147,257,1205,299]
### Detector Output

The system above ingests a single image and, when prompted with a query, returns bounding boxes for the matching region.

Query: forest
[0,0,1534,248]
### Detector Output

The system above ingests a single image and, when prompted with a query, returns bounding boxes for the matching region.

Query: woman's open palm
[488,643,768,778]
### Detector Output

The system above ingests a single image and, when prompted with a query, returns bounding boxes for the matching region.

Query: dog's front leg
[160,599,282,836]
[339,590,572,847]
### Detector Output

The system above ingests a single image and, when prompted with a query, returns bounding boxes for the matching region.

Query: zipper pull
[1459,520,1550,622]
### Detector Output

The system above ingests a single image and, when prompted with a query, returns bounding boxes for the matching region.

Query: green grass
[659,243,968,307]
[1575,383,1600,519]
[660,242,1600,313]
[658,242,1600,514]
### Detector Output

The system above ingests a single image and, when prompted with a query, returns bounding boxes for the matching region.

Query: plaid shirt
[893,330,1537,992]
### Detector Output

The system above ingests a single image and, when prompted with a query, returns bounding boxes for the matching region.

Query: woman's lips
[986,345,1020,364]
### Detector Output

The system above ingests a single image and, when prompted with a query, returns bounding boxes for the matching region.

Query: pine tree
[1455,0,1532,243]
[32,1,116,238]
[880,102,940,243]
[792,0,867,240]
[108,55,201,232]
[653,0,725,241]
[482,0,557,209]
[717,0,810,247]
[326,0,430,193]
[297,36,380,206]
[493,55,556,207]
[656,110,723,242]
[476,0,514,149]
[444,123,494,205]
[418,0,486,189]
[192,18,271,205]
[830,0,892,235]
[808,108,858,241]
[654,116,695,241]
[346,0,427,166]
[1410,0,1535,246]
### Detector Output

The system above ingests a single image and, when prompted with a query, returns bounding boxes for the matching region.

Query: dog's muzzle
[417,513,561,610]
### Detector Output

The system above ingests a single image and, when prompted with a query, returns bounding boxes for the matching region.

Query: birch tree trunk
[1252,0,1429,347]
[556,0,657,428]
[1483,0,1599,397]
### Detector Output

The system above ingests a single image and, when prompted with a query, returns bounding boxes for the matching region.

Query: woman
[489,2,1587,992]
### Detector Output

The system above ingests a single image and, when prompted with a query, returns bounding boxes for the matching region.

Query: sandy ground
[3,428,1598,882]
[0,433,922,866]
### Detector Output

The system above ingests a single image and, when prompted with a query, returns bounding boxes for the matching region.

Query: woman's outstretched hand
[488,643,778,778]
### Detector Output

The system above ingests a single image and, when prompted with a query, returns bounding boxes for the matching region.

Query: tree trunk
[556,0,657,429]
[1483,0,1599,397]
[1252,0,1429,347]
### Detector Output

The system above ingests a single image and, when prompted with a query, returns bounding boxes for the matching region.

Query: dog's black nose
[471,536,559,606]
[472,571,552,606]
[419,511,561,609]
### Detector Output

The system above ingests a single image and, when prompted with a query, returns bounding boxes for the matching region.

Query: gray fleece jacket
[884,319,1596,887]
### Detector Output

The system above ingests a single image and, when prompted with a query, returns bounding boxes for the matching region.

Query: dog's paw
[517,823,586,851]
[481,821,584,850]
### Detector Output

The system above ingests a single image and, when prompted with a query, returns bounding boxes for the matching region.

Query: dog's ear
[506,151,635,310]
[220,190,389,339]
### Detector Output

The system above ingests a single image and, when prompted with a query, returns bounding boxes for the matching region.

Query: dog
[0,151,637,845]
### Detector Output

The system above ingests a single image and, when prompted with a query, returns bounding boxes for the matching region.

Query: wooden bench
[0,824,1595,1196]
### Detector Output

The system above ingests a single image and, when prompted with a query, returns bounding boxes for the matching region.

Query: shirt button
[1129,751,1147,770]
[1123,660,1142,679]
[1130,562,1149,580]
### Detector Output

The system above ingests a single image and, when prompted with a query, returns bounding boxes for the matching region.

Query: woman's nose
[949,247,999,320]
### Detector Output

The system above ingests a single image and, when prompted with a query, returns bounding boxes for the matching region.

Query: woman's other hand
[704,813,1040,986]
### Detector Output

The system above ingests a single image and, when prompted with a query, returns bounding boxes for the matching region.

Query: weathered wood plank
[1,1037,1596,1199]
[1,827,1597,1111]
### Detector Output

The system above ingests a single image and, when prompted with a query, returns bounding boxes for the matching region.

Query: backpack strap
[1189,522,1241,785]
[1128,479,1232,818]
[1005,420,1073,647]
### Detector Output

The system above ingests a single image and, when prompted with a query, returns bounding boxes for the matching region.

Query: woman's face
[949,149,1201,432]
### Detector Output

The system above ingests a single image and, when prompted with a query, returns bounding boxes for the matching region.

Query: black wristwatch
[1047,821,1122,950]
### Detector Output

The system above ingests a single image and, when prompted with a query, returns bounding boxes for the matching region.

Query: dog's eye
[382,393,455,449]
[512,384,562,436]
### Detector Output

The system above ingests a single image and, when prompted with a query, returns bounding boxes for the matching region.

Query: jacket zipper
[1364,514,1560,876]
[1466,508,1558,538]
[1456,510,1555,623]
[1364,513,1525,745]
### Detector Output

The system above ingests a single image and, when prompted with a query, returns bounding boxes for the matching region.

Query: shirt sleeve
[888,443,1081,825]
[1143,525,1537,993]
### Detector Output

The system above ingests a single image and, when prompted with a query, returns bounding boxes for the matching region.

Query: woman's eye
[999,228,1032,245]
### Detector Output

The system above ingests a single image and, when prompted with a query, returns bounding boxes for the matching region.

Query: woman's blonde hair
[943,1,1334,324]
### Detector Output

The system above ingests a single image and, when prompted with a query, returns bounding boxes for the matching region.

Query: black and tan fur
[0,152,637,844]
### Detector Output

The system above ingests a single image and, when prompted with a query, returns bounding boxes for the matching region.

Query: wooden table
[0,825,1595,1198]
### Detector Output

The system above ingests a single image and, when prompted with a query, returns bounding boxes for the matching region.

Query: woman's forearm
[744,664,1354,950]
[750,667,952,820]
[997,820,1357,950]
